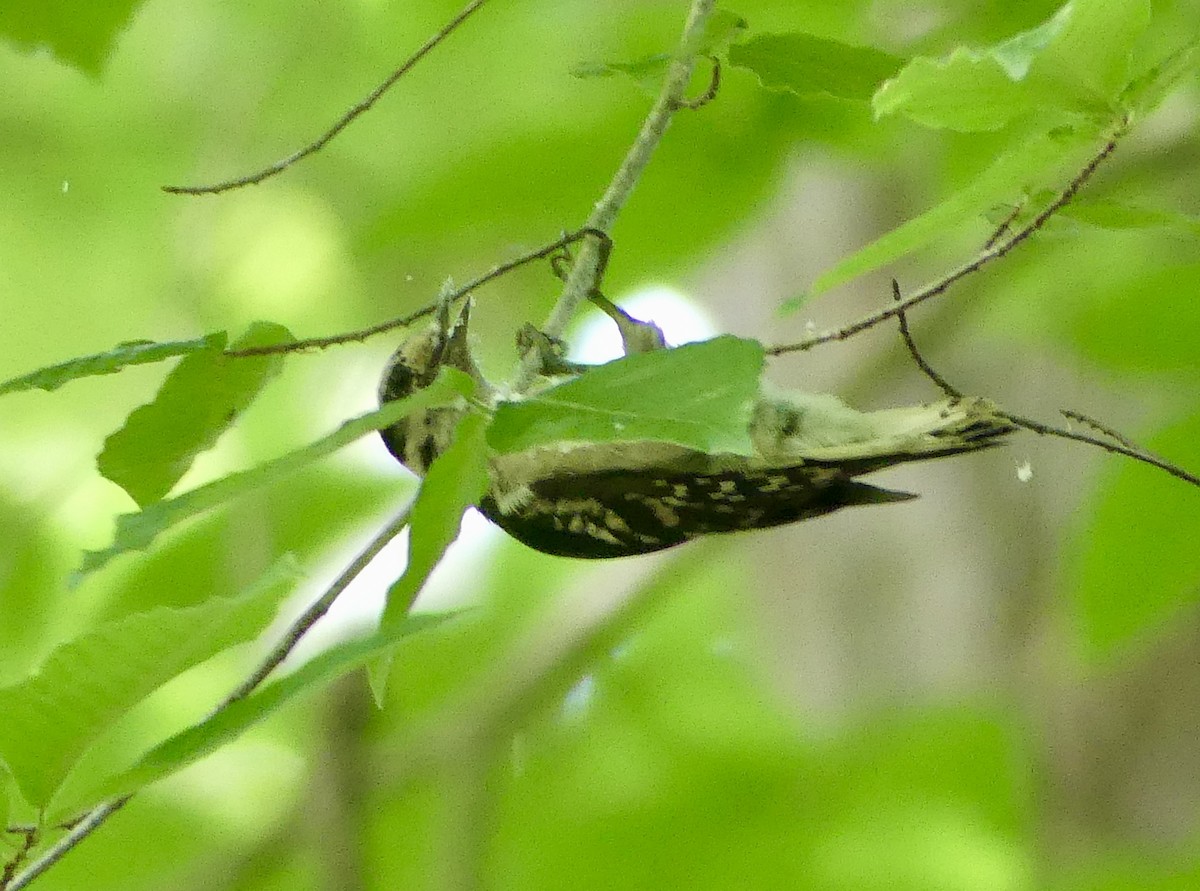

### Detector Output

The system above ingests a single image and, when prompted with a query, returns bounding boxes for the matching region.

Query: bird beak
[440,297,473,370]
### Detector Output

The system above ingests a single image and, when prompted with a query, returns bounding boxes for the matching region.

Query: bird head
[378,297,487,475]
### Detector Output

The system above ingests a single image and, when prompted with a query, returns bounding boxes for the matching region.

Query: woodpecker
[379,300,1014,558]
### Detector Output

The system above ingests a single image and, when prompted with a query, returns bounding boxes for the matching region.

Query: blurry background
[1,0,1199,888]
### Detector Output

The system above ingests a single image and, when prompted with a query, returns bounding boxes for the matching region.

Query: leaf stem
[163,0,493,194]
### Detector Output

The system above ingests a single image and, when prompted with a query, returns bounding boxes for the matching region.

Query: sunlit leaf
[0,556,301,808]
[874,0,1150,131]
[488,336,764,456]
[97,322,293,507]
[79,368,475,577]
[92,610,459,801]
[0,334,223,397]
[729,32,903,101]
[1069,409,1200,660]
[1040,0,1150,100]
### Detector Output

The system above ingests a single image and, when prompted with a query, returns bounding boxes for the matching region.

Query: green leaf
[0,557,302,808]
[0,0,147,75]
[729,33,903,101]
[381,412,489,629]
[873,0,1150,131]
[1059,199,1200,236]
[793,126,1100,305]
[572,8,747,93]
[571,55,672,94]
[1040,0,1151,100]
[1122,38,1200,117]
[0,767,10,830]
[873,47,1047,131]
[1069,410,1200,661]
[369,411,490,703]
[487,336,765,456]
[0,334,224,397]
[91,611,458,802]
[79,368,475,577]
[695,8,748,57]
[97,322,294,508]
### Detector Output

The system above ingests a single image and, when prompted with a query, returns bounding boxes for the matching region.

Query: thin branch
[163,0,492,195]
[766,123,1126,357]
[1002,410,1200,488]
[220,504,415,705]
[1059,408,1147,453]
[6,806,116,891]
[225,228,609,358]
[892,279,961,399]
[8,505,416,891]
[521,0,717,386]
[894,298,1200,490]
[981,200,1025,251]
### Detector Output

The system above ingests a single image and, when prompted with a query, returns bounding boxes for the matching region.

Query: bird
[378,299,1014,559]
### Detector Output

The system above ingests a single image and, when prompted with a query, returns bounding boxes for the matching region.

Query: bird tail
[753,394,1016,477]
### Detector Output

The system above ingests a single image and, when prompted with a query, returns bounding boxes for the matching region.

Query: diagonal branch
[7,505,416,891]
[767,122,1127,357]
[519,0,717,386]
[164,0,493,195]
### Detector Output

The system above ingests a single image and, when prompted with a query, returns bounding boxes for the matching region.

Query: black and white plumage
[378,302,1014,559]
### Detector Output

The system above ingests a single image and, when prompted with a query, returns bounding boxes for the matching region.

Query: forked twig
[767,123,1126,357]
[981,201,1025,251]
[164,0,492,195]
[892,294,1200,489]
[1,826,38,891]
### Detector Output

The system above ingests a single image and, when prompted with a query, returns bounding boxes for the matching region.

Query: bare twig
[225,228,609,358]
[1003,410,1200,488]
[8,505,417,890]
[892,279,961,399]
[6,807,114,891]
[981,200,1025,251]
[894,298,1200,490]
[522,0,717,387]
[163,0,492,195]
[1,826,37,891]
[767,123,1126,357]
[1059,409,1147,453]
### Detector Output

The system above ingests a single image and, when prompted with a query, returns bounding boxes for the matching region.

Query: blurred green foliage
[1,0,1198,889]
